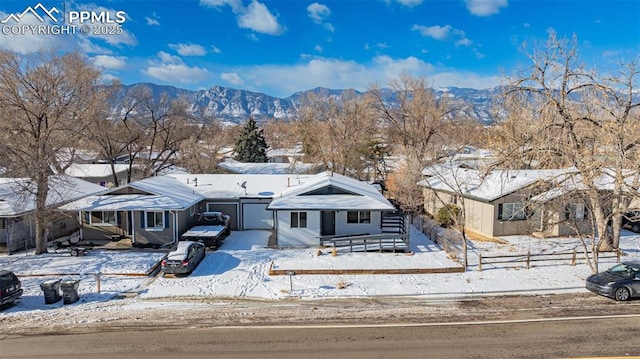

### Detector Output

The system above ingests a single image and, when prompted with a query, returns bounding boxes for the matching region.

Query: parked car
[586,261,640,301]
[161,241,206,275]
[0,270,23,307]
[622,211,640,233]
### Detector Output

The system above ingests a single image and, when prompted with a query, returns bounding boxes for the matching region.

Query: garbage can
[40,279,61,304]
[60,280,80,304]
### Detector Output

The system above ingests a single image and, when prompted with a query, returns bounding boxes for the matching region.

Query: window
[290,212,307,228]
[89,211,117,225]
[0,218,5,229]
[146,211,164,229]
[347,211,371,224]
[565,204,588,221]
[498,203,525,221]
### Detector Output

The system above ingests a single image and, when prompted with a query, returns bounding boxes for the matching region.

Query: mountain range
[111,83,499,125]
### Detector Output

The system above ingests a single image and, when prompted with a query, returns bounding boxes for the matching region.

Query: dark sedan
[586,261,640,301]
[161,241,206,275]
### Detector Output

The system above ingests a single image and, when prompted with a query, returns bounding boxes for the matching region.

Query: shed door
[206,203,238,230]
[242,203,274,230]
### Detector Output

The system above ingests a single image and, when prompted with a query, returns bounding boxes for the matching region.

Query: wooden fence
[319,233,409,253]
[477,249,621,271]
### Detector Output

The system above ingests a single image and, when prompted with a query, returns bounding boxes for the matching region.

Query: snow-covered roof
[0,176,106,217]
[165,173,313,199]
[61,176,204,211]
[267,172,395,211]
[531,169,639,203]
[64,163,130,178]
[419,168,572,202]
[217,159,317,175]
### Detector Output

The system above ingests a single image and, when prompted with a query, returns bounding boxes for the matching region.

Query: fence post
[571,249,576,266]
[526,251,530,269]
[478,254,483,271]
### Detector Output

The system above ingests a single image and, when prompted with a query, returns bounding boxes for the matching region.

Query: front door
[321,211,335,236]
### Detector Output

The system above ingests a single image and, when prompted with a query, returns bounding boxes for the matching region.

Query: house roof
[530,169,638,203]
[217,159,318,175]
[267,172,395,211]
[165,173,313,199]
[64,163,130,178]
[61,176,204,211]
[0,176,106,217]
[418,168,572,202]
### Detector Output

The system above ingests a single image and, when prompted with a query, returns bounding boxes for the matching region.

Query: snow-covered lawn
[1,226,639,316]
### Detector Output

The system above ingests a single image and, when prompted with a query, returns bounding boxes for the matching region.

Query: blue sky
[0,0,638,97]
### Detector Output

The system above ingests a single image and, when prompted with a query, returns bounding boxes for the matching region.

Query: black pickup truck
[180,212,231,249]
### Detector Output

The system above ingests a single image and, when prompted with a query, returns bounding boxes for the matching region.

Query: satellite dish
[240,181,247,188]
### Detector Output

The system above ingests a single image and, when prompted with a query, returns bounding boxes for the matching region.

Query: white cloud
[314,44,323,53]
[307,3,330,23]
[222,56,501,97]
[146,17,160,25]
[169,43,208,56]
[394,0,423,7]
[324,23,335,32]
[0,11,69,54]
[464,0,508,16]
[237,0,285,35]
[200,0,243,13]
[92,55,127,70]
[211,45,222,53]
[143,52,210,84]
[221,72,244,86]
[412,24,453,40]
[413,24,473,49]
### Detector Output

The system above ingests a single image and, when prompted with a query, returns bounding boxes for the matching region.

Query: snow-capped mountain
[109,83,498,125]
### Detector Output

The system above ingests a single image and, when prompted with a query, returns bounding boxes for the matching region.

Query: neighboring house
[64,163,134,187]
[0,176,105,253]
[267,172,397,247]
[217,159,318,175]
[62,171,399,248]
[267,145,304,164]
[418,168,584,238]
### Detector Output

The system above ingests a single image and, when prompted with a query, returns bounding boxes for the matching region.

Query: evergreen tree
[233,117,269,162]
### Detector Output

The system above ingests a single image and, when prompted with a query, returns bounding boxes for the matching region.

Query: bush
[436,204,459,228]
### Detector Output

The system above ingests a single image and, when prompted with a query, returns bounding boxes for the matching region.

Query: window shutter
[165,212,170,228]
[140,212,145,228]
[498,204,503,220]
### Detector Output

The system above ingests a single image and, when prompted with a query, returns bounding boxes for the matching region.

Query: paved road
[2,316,640,358]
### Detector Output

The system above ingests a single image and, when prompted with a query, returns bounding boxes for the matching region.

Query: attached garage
[206,202,239,230]
[242,203,274,230]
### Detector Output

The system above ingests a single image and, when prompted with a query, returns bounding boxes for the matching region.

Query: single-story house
[64,163,134,187]
[418,168,591,238]
[217,159,318,175]
[62,171,400,248]
[0,176,105,253]
[267,172,397,247]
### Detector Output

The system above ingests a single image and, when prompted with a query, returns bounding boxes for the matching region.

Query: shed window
[347,211,371,224]
[290,212,307,228]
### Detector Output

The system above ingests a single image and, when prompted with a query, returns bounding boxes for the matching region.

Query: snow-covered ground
[1,226,639,318]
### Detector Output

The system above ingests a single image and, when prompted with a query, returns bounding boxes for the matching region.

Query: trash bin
[60,280,80,304]
[40,279,61,304]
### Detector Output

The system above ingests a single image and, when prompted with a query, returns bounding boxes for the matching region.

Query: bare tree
[496,31,640,271]
[0,51,105,254]
[295,90,378,179]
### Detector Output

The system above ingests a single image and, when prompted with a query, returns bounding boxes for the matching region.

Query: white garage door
[242,203,274,230]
